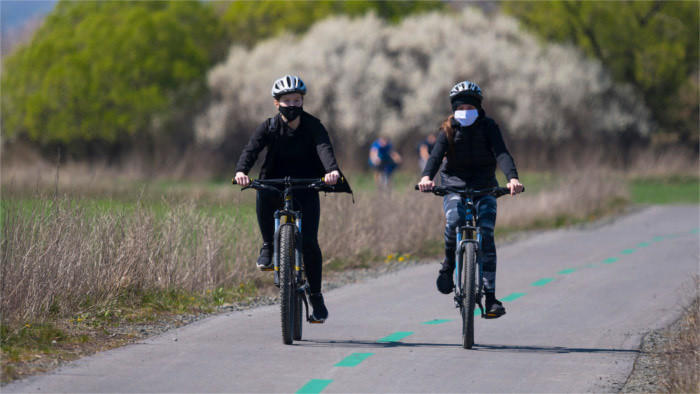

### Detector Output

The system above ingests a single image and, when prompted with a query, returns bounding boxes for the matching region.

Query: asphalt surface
[6,205,699,393]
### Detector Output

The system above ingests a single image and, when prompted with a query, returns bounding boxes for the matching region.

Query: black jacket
[421,111,518,189]
[236,112,352,193]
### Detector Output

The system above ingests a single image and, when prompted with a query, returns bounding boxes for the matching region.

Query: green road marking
[501,292,526,302]
[531,278,554,287]
[637,242,651,247]
[558,268,577,274]
[653,236,665,242]
[297,379,333,394]
[621,249,635,254]
[335,353,374,367]
[421,319,453,325]
[602,257,619,264]
[691,228,699,234]
[377,332,414,343]
[475,309,482,316]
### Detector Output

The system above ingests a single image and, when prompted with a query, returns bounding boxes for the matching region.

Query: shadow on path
[296,339,459,349]
[474,343,639,354]
[297,340,639,355]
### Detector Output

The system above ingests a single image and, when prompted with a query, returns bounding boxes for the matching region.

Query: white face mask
[454,109,479,127]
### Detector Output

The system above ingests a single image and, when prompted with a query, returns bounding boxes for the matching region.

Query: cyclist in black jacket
[234,75,350,323]
[417,81,524,318]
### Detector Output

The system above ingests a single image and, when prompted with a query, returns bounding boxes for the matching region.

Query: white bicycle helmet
[449,81,482,100]
[271,75,307,98]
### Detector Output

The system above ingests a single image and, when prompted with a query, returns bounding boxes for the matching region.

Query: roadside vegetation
[1,0,697,386]
[2,163,697,383]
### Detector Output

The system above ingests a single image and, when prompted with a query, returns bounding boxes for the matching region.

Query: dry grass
[628,146,700,178]
[0,195,262,328]
[320,169,628,263]
[662,276,700,393]
[0,169,627,331]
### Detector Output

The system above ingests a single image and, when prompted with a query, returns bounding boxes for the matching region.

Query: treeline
[503,1,699,146]
[1,0,442,159]
[1,0,696,169]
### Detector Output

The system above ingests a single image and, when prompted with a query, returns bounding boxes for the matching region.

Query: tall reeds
[1,170,626,328]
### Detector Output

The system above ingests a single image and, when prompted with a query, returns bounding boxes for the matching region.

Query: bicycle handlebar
[232,176,346,193]
[414,185,523,198]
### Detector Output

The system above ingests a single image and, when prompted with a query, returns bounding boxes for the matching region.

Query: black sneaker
[309,293,328,323]
[436,260,454,294]
[256,242,273,271]
[484,292,506,319]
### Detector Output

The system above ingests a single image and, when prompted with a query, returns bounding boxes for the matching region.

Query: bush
[1,1,225,153]
[196,8,652,155]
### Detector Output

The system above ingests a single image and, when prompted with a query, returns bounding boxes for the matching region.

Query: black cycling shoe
[309,293,328,323]
[256,242,273,271]
[484,292,506,319]
[436,260,454,294]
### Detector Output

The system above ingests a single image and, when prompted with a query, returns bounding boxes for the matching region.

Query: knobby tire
[279,224,296,345]
[293,292,303,341]
[462,242,477,349]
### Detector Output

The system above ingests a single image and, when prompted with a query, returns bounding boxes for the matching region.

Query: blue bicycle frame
[454,196,483,309]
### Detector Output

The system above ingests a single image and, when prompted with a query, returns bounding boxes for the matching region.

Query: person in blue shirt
[369,136,402,188]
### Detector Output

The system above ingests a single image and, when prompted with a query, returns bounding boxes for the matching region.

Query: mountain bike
[416,185,520,349]
[233,177,342,345]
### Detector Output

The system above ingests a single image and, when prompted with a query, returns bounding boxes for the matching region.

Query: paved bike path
[6,205,699,393]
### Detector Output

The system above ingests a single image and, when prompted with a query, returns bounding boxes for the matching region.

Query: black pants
[256,189,323,294]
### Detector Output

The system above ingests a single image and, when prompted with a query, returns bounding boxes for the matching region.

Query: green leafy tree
[1,0,225,152]
[504,1,699,143]
[221,0,445,47]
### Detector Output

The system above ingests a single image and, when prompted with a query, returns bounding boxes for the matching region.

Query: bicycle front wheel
[279,224,296,345]
[461,242,477,349]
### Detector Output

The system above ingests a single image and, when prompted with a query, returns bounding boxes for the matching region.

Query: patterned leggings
[443,194,498,291]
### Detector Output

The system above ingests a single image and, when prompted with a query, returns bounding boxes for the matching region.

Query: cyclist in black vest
[234,75,351,323]
[417,81,524,318]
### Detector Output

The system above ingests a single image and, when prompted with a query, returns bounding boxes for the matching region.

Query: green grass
[630,176,699,204]
[346,170,558,195]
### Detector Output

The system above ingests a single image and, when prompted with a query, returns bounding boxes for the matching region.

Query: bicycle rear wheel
[462,242,477,349]
[279,224,296,345]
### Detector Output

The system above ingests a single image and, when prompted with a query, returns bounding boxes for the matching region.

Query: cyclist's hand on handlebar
[324,170,340,185]
[235,172,251,187]
[418,176,435,192]
[507,178,524,196]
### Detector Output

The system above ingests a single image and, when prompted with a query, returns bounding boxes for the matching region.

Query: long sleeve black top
[421,113,518,189]
[235,112,340,179]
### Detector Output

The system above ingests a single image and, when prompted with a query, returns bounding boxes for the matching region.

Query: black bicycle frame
[235,176,336,323]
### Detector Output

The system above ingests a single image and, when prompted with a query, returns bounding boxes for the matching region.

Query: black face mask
[279,105,303,122]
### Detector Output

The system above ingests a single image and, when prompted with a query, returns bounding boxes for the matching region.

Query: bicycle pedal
[483,311,506,319]
[308,315,326,324]
[258,266,274,272]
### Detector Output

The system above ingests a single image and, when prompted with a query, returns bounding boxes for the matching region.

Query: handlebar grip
[321,176,344,183]
[232,178,254,185]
